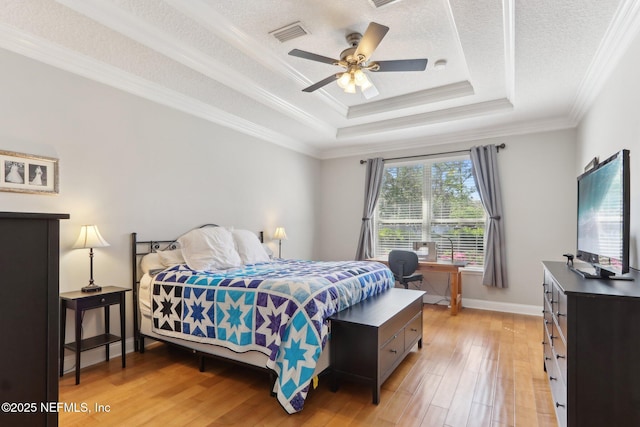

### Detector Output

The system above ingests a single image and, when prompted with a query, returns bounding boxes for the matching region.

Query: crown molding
[0,23,319,158]
[320,115,574,159]
[56,0,337,136]
[347,81,474,119]
[162,0,349,117]
[337,98,513,139]
[569,0,640,123]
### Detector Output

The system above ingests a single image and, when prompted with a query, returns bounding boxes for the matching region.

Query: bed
[131,224,394,413]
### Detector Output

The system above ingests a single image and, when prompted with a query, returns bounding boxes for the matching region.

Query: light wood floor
[59,305,558,427]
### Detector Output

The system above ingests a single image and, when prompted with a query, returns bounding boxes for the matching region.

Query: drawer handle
[544,356,551,361]
[556,354,565,360]
[410,328,418,332]
[100,298,106,303]
[549,376,557,381]
[556,402,566,408]
[544,290,552,294]
[555,311,566,317]
[550,299,557,304]
[550,335,557,340]
[390,349,398,354]
[544,319,549,325]
[541,340,546,345]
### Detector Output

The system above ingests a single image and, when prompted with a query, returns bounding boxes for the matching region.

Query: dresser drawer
[379,300,421,345]
[543,278,554,305]
[543,299,554,332]
[379,331,404,379]
[404,313,422,351]
[555,289,568,340]
[546,357,567,427]
[552,333,567,384]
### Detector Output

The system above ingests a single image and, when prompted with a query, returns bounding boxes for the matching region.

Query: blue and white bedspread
[151,259,394,413]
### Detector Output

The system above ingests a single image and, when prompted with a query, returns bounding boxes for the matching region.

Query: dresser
[0,212,69,427]
[329,288,425,404]
[542,261,640,427]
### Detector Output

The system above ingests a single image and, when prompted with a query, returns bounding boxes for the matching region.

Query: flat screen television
[573,149,631,279]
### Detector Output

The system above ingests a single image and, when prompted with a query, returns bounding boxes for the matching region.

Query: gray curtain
[355,157,385,260]
[470,145,507,288]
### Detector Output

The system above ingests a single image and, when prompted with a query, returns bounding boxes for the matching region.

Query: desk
[370,257,465,315]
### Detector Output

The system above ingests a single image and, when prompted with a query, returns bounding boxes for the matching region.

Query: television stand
[569,265,634,281]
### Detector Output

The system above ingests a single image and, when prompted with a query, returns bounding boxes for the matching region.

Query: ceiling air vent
[270,21,309,43]
[369,0,403,8]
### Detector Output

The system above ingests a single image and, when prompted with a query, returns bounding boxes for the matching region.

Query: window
[374,157,486,266]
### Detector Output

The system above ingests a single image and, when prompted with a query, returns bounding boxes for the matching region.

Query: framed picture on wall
[0,150,59,194]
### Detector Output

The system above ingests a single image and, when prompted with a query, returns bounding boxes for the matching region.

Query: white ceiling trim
[56,0,336,136]
[569,0,640,123]
[163,0,348,116]
[0,23,319,158]
[347,81,474,119]
[337,98,514,139]
[321,115,575,159]
[56,0,335,136]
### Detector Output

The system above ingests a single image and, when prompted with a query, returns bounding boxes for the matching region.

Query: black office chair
[388,250,423,289]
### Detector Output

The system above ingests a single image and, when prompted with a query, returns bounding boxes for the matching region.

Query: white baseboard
[461,298,542,316]
[61,337,137,376]
[422,293,542,316]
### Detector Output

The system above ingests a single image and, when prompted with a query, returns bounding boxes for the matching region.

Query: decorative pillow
[157,248,185,267]
[232,229,271,264]
[140,253,164,275]
[177,227,242,270]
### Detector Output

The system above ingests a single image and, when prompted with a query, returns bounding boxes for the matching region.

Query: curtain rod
[359,143,506,164]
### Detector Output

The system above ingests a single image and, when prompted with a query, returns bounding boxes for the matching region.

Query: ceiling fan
[288,22,428,97]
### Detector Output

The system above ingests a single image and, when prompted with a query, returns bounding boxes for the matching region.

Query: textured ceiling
[0,0,637,158]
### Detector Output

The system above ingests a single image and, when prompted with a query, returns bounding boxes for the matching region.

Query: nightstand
[59,286,130,384]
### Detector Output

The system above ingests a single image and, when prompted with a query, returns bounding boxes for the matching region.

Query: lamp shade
[73,225,110,249]
[273,227,287,240]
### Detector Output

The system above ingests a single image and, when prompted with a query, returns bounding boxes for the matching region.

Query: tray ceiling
[0,0,637,158]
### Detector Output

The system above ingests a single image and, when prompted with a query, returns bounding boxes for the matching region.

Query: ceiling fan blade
[289,49,339,65]
[373,59,428,72]
[302,75,338,92]
[354,22,389,61]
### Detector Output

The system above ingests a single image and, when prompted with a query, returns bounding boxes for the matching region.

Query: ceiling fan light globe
[345,81,356,93]
[360,76,373,90]
[353,69,366,84]
[337,72,351,89]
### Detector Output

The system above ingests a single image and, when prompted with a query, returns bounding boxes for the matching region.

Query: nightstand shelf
[60,286,130,385]
[64,333,122,353]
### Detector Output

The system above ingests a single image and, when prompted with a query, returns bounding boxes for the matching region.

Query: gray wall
[0,49,321,364]
[317,131,577,311]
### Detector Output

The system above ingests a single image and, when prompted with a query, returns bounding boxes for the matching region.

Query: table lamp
[73,225,110,292]
[273,227,287,258]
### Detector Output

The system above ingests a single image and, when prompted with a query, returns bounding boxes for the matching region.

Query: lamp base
[81,284,102,293]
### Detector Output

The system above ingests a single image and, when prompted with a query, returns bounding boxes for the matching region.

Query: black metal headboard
[130,224,264,351]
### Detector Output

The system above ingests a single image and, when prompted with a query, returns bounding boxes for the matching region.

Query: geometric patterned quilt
[151,259,394,413]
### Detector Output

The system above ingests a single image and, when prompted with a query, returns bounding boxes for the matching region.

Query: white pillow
[140,253,164,274]
[178,227,242,270]
[157,248,185,267]
[232,229,270,264]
